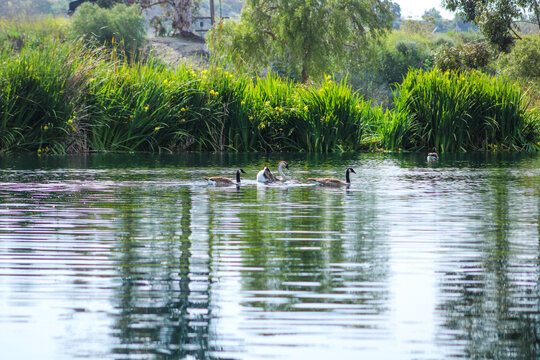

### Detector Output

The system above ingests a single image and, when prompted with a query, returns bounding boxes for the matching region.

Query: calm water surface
[0,153,539,359]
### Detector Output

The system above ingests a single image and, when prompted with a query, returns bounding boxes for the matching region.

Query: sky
[396,0,455,19]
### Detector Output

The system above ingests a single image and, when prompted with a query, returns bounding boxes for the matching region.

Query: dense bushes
[435,42,493,72]
[69,3,146,57]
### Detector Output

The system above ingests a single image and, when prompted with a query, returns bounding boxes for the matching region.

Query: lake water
[0,152,539,360]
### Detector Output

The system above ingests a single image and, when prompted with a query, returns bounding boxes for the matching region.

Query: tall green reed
[0,39,89,153]
[387,68,538,151]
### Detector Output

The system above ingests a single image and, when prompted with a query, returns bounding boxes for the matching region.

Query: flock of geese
[204,160,356,187]
[205,149,439,188]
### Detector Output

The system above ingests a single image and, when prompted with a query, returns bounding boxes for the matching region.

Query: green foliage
[495,34,540,108]
[1,20,538,154]
[0,16,68,51]
[0,31,377,153]
[496,34,540,79]
[384,68,538,151]
[435,41,494,72]
[0,40,91,152]
[348,31,437,106]
[208,0,393,83]
[69,2,146,57]
[443,0,540,52]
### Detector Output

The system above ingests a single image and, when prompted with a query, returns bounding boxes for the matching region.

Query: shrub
[435,41,493,72]
[496,35,540,79]
[384,68,538,152]
[69,3,146,57]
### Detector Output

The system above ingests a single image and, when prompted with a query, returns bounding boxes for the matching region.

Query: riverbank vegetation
[0,3,539,154]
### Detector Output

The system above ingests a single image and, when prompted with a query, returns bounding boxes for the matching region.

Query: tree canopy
[211,0,394,83]
[443,0,540,51]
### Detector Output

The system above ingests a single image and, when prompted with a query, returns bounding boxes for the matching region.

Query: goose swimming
[427,147,439,162]
[205,169,246,186]
[308,167,356,187]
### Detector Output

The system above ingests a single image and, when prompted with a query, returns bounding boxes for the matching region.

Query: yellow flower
[304,106,309,111]
[72,127,76,132]
[241,101,246,105]
[43,125,49,131]
[248,116,253,120]
[129,115,134,119]
[37,148,42,153]
[68,119,73,124]
[181,118,186,123]
[154,126,160,131]
[144,105,149,111]
[209,89,215,95]
[265,101,270,106]
[258,122,266,130]
[181,107,186,112]
[163,79,168,84]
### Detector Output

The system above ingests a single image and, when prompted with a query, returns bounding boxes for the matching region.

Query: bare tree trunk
[138,0,193,35]
[172,0,192,34]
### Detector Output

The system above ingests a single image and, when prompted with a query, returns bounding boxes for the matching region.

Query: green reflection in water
[0,152,539,359]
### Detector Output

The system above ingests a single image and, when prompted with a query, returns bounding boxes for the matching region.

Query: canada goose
[427,147,439,162]
[256,166,273,183]
[265,161,289,182]
[205,169,246,185]
[308,167,356,187]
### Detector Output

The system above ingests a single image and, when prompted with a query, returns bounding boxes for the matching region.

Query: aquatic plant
[385,68,539,151]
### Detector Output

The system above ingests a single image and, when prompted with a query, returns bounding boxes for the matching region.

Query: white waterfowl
[265,161,289,182]
[205,169,246,186]
[427,147,439,162]
[256,166,273,183]
[308,167,356,187]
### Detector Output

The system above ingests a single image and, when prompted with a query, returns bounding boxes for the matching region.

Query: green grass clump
[0,40,90,153]
[384,68,539,152]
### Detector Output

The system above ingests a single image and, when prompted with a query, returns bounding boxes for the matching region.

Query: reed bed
[0,37,377,153]
[0,20,538,153]
[385,69,539,151]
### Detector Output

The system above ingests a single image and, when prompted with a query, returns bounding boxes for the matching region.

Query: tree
[443,0,540,51]
[390,2,401,29]
[129,0,196,36]
[211,0,394,83]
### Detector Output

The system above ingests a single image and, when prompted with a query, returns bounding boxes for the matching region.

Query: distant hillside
[0,0,70,17]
